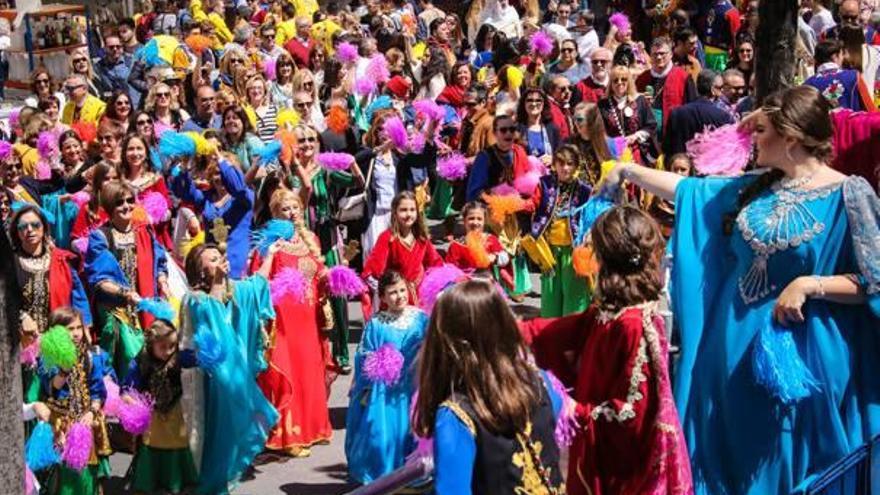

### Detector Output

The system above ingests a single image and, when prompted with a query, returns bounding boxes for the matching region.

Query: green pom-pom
[40,325,77,370]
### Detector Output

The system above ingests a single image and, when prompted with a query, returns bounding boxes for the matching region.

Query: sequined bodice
[111,229,138,286]
[16,251,51,332]
[734,181,843,305]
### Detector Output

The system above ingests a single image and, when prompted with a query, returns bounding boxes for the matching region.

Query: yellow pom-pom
[506,66,524,89]
[183,132,217,156]
[277,109,301,129]
[412,42,427,60]
[620,146,634,163]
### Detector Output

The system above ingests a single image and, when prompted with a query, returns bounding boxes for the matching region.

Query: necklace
[778,167,821,190]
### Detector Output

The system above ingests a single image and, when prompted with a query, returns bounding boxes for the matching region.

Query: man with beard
[574,47,611,105]
[466,115,529,202]
[636,36,697,138]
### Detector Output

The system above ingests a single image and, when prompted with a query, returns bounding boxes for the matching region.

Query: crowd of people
[5,0,880,494]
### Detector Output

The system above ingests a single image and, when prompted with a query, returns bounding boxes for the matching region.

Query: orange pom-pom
[326,106,349,134]
[465,231,491,268]
[71,122,97,144]
[277,130,298,166]
[573,245,599,280]
[131,205,150,227]
[482,193,526,225]
[185,34,214,54]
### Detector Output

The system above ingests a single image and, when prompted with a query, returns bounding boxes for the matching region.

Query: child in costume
[362,191,443,313]
[414,279,566,494]
[345,271,429,483]
[445,201,512,286]
[39,307,113,495]
[520,206,692,495]
[124,318,198,495]
[526,144,592,317]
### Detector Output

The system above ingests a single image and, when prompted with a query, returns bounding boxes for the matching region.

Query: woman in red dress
[520,206,692,495]
[362,191,443,314]
[252,188,334,457]
[118,134,174,249]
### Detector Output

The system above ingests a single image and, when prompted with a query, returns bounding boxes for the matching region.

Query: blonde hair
[269,188,322,259]
[291,69,318,100]
[610,65,638,101]
[144,82,179,112]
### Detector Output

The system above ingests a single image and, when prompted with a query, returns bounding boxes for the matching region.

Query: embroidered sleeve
[842,177,880,300]
[587,313,651,424]
[439,400,476,437]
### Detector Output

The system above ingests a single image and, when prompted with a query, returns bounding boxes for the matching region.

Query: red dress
[445,232,504,270]
[135,175,174,250]
[520,304,693,495]
[252,235,334,452]
[362,230,443,313]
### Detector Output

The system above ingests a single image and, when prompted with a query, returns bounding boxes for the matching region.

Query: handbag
[334,157,374,223]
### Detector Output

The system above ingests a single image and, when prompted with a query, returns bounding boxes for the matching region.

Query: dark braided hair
[721,86,833,235]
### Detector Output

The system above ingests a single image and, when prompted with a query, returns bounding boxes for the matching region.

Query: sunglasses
[230,58,245,64]
[16,221,42,232]
[526,98,543,103]
[73,58,87,63]
[107,45,123,50]
[556,86,572,92]
[115,100,130,105]
[35,78,50,85]
[739,48,753,53]
[497,126,516,134]
[295,101,313,107]
[64,84,84,92]
[560,47,575,53]
[98,135,117,143]
[299,136,318,143]
[591,59,609,65]
[612,78,628,83]
[115,197,136,207]
[156,92,171,97]
[136,118,152,125]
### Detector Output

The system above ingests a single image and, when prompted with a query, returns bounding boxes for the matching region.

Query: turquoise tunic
[671,174,880,494]
[345,307,429,483]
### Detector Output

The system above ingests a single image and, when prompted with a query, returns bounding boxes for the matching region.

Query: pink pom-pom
[437,153,468,181]
[20,340,39,367]
[61,422,93,472]
[609,12,631,34]
[8,108,20,130]
[327,265,367,297]
[118,390,154,435]
[263,57,276,81]
[383,116,409,152]
[527,155,548,175]
[366,54,390,83]
[409,132,426,153]
[37,131,58,160]
[70,191,90,208]
[418,264,467,313]
[336,41,359,64]
[354,77,377,96]
[412,99,446,123]
[271,267,309,304]
[140,192,169,225]
[546,371,578,448]
[514,171,541,195]
[36,160,52,180]
[685,124,753,176]
[103,376,121,418]
[530,31,554,57]
[363,343,405,386]
[0,141,12,161]
[491,183,519,196]
[72,237,89,255]
[316,151,355,171]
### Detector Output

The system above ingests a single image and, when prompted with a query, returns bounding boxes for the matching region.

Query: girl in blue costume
[40,307,114,495]
[85,181,169,379]
[345,271,429,483]
[170,153,254,279]
[179,243,278,495]
[604,85,880,495]
[413,279,566,494]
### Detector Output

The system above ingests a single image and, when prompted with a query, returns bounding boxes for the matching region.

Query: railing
[806,434,880,495]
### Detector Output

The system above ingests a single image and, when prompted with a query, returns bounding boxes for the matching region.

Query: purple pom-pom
[8,108,20,130]
[527,155,548,175]
[271,267,309,304]
[36,160,52,180]
[418,264,467,313]
[337,42,359,64]
[141,191,169,225]
[412,99,446,123]
[354,77,377,96]
[72,237,89,255]
[70,191,90,208]
[546,371,578,448]
[514,171,541,195]
[363,343,405,386]
[37,131,58,160]
[327,265,367,297]
[686,124,753,176]
[118,390,154,435]
[103,376,121,418]
[61,422,93,472]
[437,153,468,181]
[383,116,409,152]
[491,183,519,196]
[263,57,277,81]
[0,141,12,161]
[366,54,390,83]
[609,12,631,34]
[21,340,39,367]
[409,132,426,153]
[316,151,355,171]
[530,31,554,57]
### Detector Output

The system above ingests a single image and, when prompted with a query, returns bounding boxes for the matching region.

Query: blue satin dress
[345,307,429,483]
[670,174,880,495]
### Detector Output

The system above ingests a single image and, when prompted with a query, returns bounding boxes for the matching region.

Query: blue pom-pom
[158,131,196,160]
[567,195,615,246]
[365,95,393,124]
[139,39,164,68]
[194,327,226,372]
[752,317,820,405]
[137,298,176,322]
[251,219,295,256]
[25,421,59,471]
[255,140,282,166]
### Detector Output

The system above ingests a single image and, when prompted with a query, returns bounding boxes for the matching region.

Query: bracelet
[813,276,826,298]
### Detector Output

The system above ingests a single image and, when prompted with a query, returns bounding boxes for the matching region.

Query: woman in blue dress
[604,85,880,495]
[179,243,278,495]
[345,271,429,483]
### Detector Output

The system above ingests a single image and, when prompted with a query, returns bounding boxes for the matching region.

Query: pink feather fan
[530,30,554,57]
[609,12,631,34]
[141,192,169,225]
[437,153,468,181]
[363,343,405,386]
[685,124,753,176]
[326,265,367,297]
[316,152,355,172]
[271,267,309,304]
[412,99,446,123]
[382,116,409,152]
[418,264,467,313]
[336,42,359,64]
[366,54,390,83]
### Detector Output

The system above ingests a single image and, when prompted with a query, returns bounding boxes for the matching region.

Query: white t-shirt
[809,8,836,39]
